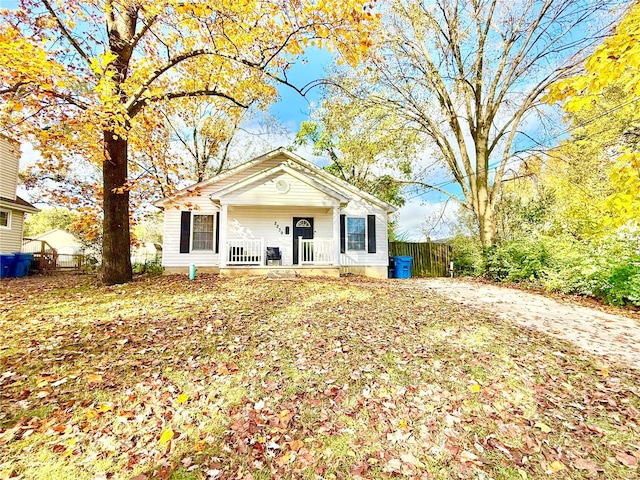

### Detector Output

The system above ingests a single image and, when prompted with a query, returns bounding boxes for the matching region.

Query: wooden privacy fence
[389,241,451,277]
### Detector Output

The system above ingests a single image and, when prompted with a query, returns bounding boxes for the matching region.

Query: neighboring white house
[22,228,84,255]
[154,148,397,278]
[0,135,38,254]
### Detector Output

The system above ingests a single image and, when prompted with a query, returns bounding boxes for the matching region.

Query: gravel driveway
[410,278,640,369]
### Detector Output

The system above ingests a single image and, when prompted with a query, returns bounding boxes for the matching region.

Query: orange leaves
[86,373,103,384]
[1,0,380,270]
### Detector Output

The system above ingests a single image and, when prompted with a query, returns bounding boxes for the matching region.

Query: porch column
[332,205,341,266]
[219,203,228,267]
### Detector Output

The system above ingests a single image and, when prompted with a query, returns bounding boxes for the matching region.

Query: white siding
[340,200,389,267]
[162,200,220,268]
[210,156,284,192]
[0,209,24,254]
[0,136,19,200]
[223,172,339,207]
[228,206,334,266]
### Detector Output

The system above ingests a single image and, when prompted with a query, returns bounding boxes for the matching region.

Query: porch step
[266,269,300,280]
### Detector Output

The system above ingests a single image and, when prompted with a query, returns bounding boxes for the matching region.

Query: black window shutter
[214,211,220,253]
[179,211,191,253]
[340,214,346,253]
[367,215,377,253]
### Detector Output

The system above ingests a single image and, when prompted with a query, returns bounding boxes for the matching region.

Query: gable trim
[209,164,350,205]
[0,196,38,214]
[154,149,291,208]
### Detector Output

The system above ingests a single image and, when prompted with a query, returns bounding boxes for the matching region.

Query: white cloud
[395,197,461,241]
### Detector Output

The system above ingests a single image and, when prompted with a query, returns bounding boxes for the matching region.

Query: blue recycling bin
[392,256,412,279]
[10,253,34,278]
[0,254,15,278]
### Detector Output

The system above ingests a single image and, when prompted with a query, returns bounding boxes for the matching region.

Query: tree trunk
[478,204,496,247]
[475,133,497,248]
[102,131,132,284]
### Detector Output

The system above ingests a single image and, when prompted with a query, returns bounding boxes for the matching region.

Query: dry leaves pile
[0,274,638,479]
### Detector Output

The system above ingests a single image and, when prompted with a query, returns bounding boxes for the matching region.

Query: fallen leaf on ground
[546,460,565,473]
[616,452,638,468]
[159,429,174,445]
[535,422,551,433]
[86,374,103,383]
[574,458,598,473]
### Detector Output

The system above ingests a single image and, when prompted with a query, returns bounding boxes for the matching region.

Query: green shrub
[449,235,483,276]
[471,232,640,306]
[132,259,164,276]
[485,237,551,282]
[605,260,640,306]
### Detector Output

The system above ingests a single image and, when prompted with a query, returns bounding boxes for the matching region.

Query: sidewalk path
[409,278,640,369]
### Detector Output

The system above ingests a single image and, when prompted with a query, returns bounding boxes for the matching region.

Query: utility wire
[405,95,640,203]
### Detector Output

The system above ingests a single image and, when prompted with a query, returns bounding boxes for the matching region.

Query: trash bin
[10,253,34,278]
[392,256,412,279]
[0,254,15,278]
[388,256,396,278]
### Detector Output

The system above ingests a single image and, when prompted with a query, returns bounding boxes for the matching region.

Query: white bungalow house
[154,148,397,278]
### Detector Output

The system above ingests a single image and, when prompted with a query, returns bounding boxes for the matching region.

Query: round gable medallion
[275,179,290,193]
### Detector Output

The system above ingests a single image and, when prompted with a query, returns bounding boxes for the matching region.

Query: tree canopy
[317,0,621,247]
[0,0,379,283]
[293,81,419,207]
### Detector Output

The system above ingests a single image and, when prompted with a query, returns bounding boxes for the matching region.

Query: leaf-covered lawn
[1,275,639,480]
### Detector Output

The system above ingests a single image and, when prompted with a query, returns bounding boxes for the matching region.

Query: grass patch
[1,274,639,479]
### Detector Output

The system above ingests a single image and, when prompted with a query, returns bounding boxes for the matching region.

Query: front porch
[224,237,335,266]
[218,205,341,268]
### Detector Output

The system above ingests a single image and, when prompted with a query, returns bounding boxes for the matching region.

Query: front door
[293,217,314,265]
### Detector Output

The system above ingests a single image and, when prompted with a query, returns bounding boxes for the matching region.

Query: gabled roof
[209,163,350,205]
[0,195,38,214]
[30,228,81,242]
[155,147,398,213]
[154,149,287,207]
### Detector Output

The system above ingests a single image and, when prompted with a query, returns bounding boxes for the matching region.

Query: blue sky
[268,48,333,132]
[267,49,455,240]
[5,2,448,241]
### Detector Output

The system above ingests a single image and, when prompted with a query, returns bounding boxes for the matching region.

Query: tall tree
[331,0,621,247]
[0,0,378,284]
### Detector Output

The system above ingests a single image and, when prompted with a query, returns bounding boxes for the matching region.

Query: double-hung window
[0,210,9,229]
[347,217,366,251]
[192,214,214,250]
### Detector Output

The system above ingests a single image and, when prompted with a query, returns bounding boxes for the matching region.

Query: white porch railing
[226,239,264,265]
[299,237,334,265]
